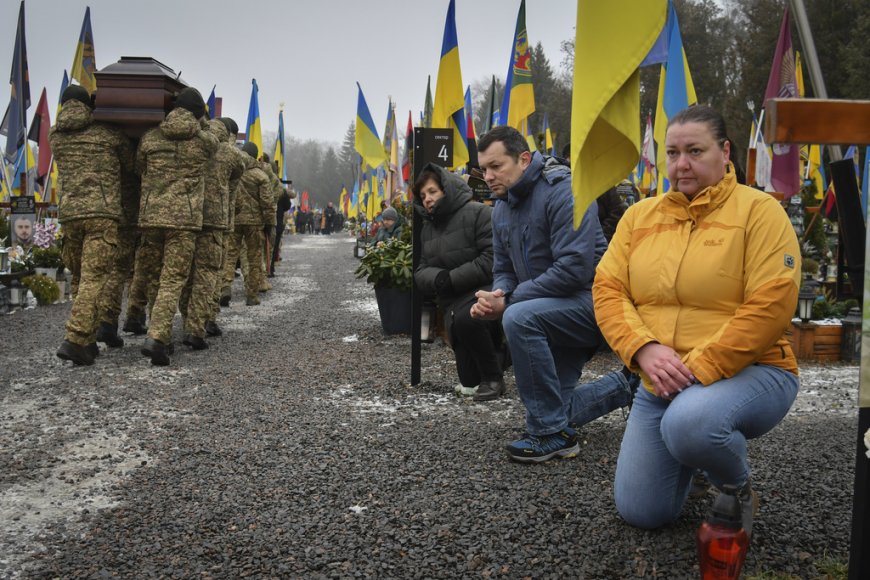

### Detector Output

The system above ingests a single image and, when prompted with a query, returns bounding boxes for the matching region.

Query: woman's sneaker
[506,427,580,463]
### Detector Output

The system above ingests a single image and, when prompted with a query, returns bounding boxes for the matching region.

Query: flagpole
[787,0,841,161]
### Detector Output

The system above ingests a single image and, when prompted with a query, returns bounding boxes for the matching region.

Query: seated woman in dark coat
[413,163,505,401]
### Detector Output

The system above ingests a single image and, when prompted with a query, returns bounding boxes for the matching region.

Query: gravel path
[0,233,858,579]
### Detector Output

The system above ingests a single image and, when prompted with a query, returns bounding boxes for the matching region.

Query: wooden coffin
[92,56,188,138]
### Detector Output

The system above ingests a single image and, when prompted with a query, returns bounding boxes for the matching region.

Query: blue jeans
[502,293,631,436]
[614,364,799,529]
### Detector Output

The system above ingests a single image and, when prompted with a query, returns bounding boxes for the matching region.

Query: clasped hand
[634,342,696,400]
[470,289,506,321]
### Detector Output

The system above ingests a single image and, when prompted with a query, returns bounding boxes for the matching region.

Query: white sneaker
[455,384,479,397]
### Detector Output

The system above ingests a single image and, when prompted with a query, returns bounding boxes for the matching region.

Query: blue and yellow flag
[355,82,387,170]
[245,79,263,157]
[274,106,287,182]
[207,85,217,119]
[2,1,30,165]
[653,1,697,192]
[500,0,535,129]
[542,112,555,156]
[349,179,359,220]
[433,0,469,169]
[571,0,666,228]
[70,7,97,94]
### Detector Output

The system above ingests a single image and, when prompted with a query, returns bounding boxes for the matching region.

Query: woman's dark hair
[667,104,728,148]
[412,167,444,200]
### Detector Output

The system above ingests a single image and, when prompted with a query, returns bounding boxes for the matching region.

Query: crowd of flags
[1,0,868,232]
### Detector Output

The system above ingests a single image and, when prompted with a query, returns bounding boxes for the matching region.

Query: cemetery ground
[0,233,857,579]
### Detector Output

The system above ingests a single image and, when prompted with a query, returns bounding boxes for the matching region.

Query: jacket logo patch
[703,238,725,247]
[784,254,795,269]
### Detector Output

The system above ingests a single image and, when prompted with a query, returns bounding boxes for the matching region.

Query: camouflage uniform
[216,141,245,311]
[102,170,142,327]
[221,152,271,303]
[135,107,218,344]
[179,120,244,338]
[259,160,282,289]
[49,99,134,347]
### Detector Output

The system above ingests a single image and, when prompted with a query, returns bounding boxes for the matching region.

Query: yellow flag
[571,0,667,228]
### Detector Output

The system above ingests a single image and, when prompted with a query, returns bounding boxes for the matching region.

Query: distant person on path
[413,164,505,401]
[471,126,635,463]
[271,182,294,275]
[322,202,337,235]
[593,105,800,535]
[51,85,135,366]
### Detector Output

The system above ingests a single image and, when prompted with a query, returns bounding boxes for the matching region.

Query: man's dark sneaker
[122,317,148,335]
[205,320,223,337]
[738,481,759,539]
[182,334,209,350]
[246,296,260,306]
[141,338,171,366]
[96,322,124,347]
[219,289,231,307]
[506,428,580,463]
[473,379,505,402]
[86,343,100,358]
[689,471,714,499]
[56,340,95,366]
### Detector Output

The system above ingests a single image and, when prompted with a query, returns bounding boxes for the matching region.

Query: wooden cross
[765,97,870,580]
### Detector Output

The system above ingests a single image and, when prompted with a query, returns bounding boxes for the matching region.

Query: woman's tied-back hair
[667,105,728,148]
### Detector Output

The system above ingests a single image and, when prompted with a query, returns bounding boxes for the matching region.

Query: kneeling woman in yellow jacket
[593,105,801,534]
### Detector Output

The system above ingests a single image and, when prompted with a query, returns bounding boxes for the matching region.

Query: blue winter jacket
[491,152,607,303]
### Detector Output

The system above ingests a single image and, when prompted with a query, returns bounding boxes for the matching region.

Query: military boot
[141,338,171,366]
[56,340,95,366]
[183,334,209,350]
[96,322,124,348]
[219,288,231,307]
[122,314,148,335]
[205,320,223,337]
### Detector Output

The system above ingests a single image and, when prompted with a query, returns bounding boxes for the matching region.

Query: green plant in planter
[21,274,60,305]
[811,287,859,320]
[31,246,64,268]
[355,237,413,291]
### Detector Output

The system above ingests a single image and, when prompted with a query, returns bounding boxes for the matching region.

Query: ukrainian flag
[433,0,469,169]
[355,83,387,170]
[70,7,97,94]
[246,79,263,158]
[571,0,666,228]
[274,107,287,181]
[542,112,555,155]
[652,1,697,192]
[500,0,535,130]
[349,180,359,220]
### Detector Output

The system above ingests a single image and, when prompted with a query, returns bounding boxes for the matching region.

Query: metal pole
[788,0,841,161]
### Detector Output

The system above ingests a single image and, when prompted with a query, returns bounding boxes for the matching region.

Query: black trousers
[450,302,504,388]
[271,223,284,271]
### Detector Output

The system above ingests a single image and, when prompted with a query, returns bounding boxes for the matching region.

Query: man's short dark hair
[477,126,530,161]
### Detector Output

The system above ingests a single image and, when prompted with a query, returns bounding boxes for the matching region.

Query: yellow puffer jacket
[593,166,801,391]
